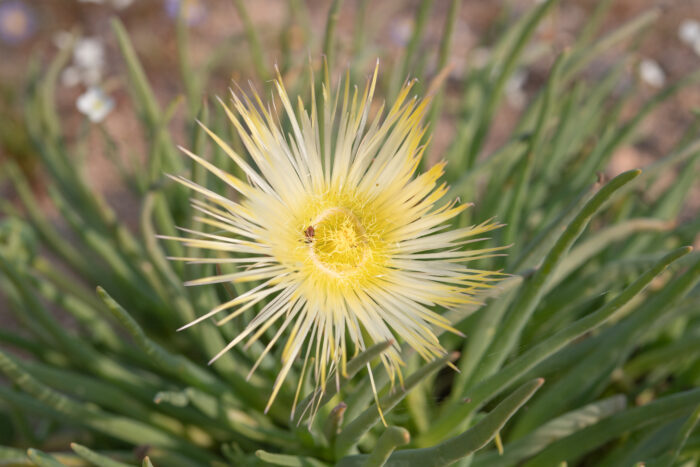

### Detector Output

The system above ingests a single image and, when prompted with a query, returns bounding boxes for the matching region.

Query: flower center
[308,207,370,277]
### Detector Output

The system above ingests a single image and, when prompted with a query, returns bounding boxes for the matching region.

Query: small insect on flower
[161,63,504,422]
[303,225,315,244]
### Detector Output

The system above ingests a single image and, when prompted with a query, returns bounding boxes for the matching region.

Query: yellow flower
[163,64,503,419]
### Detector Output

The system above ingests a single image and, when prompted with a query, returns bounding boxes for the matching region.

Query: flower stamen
[308,206,371,278]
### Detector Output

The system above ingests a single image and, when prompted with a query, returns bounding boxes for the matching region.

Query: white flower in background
[679,19,700,44]
[678,19,700,57]
[639,59,666,88]
[73,37,105,70]
[506,69,528,109]
[57,36,106,87]
[0,0,36,45]
[77,87,115,123]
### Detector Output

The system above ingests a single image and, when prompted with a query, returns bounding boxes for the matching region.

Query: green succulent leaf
[70,443,133,467]
[338,378,544,467]
[472,395,627,467]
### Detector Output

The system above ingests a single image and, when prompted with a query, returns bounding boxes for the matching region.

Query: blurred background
[0,0,699,226]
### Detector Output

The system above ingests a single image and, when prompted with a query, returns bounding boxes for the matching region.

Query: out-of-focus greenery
[0,83,36,183]
[1,0,699,466]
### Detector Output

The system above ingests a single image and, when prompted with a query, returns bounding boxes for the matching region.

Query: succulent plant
[1,1,699,466]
